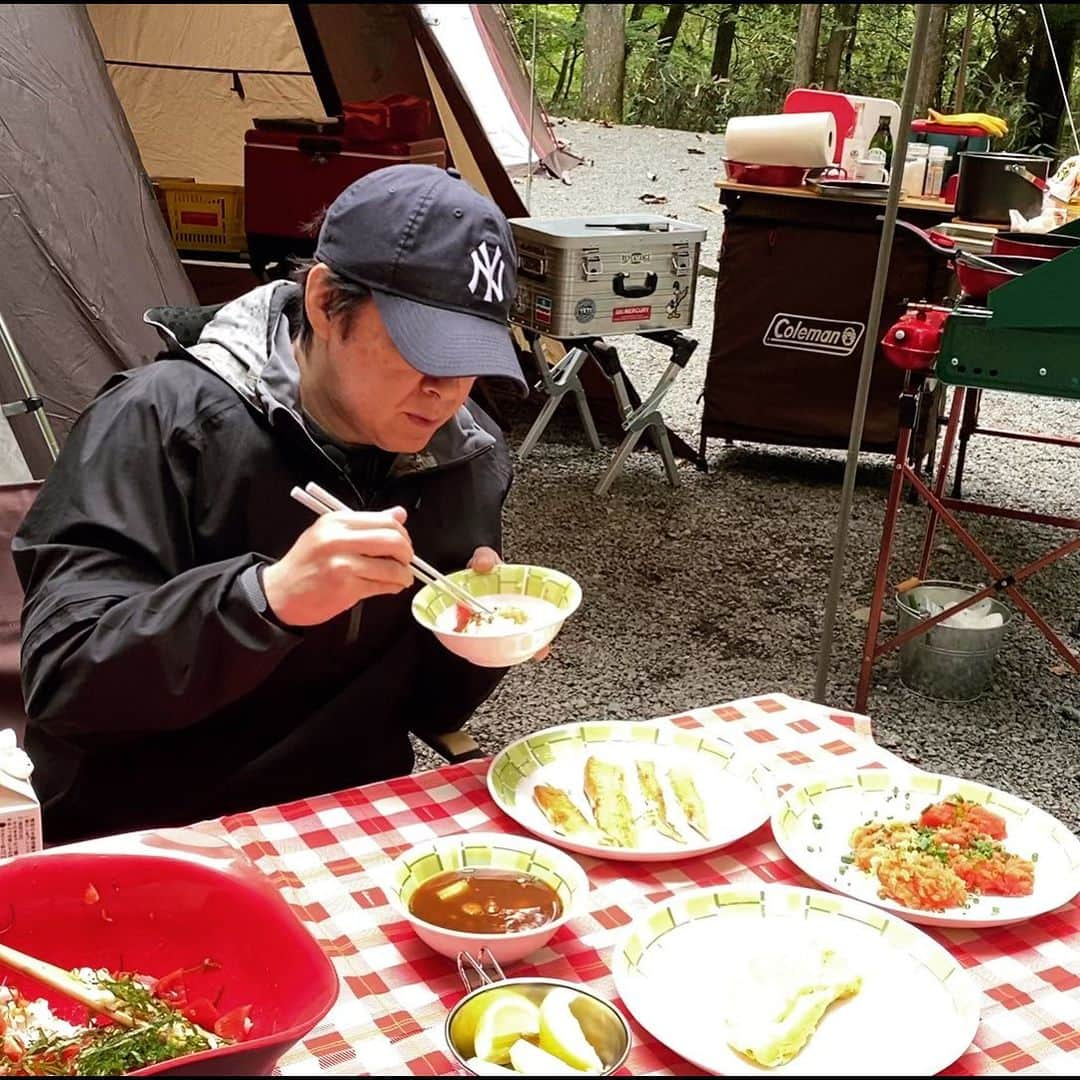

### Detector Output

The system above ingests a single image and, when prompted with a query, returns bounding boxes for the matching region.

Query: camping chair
[146,305,484,765]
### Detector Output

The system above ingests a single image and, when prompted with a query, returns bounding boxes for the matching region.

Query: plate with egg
[612,884,980,1075]
[487,721,772,862]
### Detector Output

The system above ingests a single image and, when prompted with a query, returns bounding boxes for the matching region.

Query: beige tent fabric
[89,4,325,186]
[89,4,310,73]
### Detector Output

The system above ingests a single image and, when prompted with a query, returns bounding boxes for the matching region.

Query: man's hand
[467,546,550,661]
[262,507,414,627]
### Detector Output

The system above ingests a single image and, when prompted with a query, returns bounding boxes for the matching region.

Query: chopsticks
[0,941,137,1028]
[289,482,494,616]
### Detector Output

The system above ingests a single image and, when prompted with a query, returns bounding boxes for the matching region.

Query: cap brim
[371,290,527,395]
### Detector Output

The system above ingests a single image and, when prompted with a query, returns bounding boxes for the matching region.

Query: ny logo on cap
[468,241,505,304]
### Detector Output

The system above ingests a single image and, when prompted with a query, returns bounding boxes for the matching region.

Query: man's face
[301,269,475,453]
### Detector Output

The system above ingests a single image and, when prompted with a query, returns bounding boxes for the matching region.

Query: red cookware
[952,251,1050,300]
[724,160,807,186]
[887,218,1051,301]
[0,838,340,1076]
[990,231,1080,259]
[881,304,952,372]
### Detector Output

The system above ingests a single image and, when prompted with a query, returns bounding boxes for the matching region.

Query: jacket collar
[144,281,495,476]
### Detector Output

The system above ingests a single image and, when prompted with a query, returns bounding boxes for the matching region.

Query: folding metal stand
[856,379,1080,712]
[952,387,1080,497]
[517,337,601,460]
[518,329,699,495]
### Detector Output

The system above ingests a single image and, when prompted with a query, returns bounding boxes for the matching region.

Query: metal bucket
[895,581,1011,702]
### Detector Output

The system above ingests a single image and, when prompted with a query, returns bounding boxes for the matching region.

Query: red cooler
[244,116,447,274]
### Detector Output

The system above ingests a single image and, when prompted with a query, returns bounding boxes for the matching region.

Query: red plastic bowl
[0,834,339,1075]
[723,159,808,187]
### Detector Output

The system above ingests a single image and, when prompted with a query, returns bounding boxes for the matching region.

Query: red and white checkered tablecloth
[204,694,1080,1077]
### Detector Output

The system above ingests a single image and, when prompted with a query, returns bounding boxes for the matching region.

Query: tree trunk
[843,3,860,77]
[711,3,740,81]
[628,3,647,25]
[657,3,689,57]
[822,4,857,91]
[914,4,950,116]
[581,3,626,123]
[794,5,822,87]
[554,4,585,102]
[1026,14,1078,152]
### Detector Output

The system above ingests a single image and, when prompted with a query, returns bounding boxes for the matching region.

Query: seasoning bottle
[923,145,949,197]
[869,115,894,170]
[902,144,929,197]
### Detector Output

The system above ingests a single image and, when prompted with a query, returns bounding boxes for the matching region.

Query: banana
[927,109,1008,137]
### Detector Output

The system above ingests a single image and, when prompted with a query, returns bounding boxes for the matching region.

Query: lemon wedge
[538,988,604,1072]
[509,1038,589,1075]
[453,989,524,1059]
[474,996,542,1065]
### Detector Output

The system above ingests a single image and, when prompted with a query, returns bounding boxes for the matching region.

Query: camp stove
[857,225,1080,711]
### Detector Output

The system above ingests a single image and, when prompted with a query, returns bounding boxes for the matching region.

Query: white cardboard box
[0,729,42,857]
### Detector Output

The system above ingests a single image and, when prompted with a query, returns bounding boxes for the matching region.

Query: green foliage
[506,3,1078,154]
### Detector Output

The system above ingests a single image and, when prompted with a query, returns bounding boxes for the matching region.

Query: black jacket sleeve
[12,373,301,745]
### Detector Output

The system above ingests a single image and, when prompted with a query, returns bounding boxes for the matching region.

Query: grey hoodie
[14,282,513,842]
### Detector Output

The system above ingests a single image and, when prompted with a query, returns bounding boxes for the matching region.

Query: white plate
[772,769,1080,928]
[612,884,980,1076]
[487,721,772,862]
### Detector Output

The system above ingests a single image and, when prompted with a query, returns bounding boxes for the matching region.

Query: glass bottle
[869,115,894,170]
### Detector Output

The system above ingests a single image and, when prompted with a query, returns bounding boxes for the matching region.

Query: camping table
[185,693,1078,1076]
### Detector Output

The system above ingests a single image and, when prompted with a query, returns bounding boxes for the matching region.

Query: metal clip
[581,251,603,281]
[671,247,691,275]
[456,949,507,994]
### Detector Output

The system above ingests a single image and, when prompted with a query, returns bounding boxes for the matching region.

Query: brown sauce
[409,868,562,933]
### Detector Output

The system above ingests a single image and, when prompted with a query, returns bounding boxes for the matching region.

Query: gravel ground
[419,119,1080,834]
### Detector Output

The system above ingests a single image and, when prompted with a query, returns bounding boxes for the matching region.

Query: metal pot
[954,152,1051,224]
[990,230,1080,259]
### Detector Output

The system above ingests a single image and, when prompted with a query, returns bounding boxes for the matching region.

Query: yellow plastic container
[156,179,246,254]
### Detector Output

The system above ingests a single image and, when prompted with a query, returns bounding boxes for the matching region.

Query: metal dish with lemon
[445,952,631,1076]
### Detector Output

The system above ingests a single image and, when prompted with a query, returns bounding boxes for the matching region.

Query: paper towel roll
[724,112,837,168]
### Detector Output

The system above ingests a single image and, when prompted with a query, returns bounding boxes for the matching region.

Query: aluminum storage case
[507,214,706,338]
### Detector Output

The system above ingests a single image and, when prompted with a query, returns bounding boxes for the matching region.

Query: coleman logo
[468,242,505,303]
[763,313,865,356]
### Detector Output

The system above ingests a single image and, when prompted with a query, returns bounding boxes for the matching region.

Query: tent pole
[526,4,539,211]
[0,308,60,463]
[812,4,934,706]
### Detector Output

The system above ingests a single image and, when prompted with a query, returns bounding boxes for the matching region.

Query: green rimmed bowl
[411,564,582,667]
[384,832,590,966]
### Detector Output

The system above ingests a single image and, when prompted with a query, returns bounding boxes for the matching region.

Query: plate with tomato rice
[772,770,1080,928]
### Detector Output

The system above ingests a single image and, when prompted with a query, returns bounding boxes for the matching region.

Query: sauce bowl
[384,832,589,966]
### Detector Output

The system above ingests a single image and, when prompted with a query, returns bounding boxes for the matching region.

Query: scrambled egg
[724,944,861,1068]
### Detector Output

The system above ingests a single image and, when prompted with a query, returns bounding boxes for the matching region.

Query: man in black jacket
[13,165,529,843]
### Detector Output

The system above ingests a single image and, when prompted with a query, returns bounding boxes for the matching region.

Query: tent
[0,4,575,480]
[0,4,196,481]
[88,3,578,193]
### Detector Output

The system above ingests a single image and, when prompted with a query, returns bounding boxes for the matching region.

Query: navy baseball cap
[315,164,526,394]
